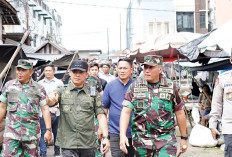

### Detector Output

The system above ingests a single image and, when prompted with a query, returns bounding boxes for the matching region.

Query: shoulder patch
[214,77,219,87]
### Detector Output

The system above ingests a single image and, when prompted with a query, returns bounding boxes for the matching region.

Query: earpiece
[158,68,161,71]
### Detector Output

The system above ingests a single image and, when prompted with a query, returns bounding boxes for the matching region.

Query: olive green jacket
[55,82,105,149]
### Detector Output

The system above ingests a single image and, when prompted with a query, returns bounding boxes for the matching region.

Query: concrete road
[47,121,224,157]
[47,141,224,157]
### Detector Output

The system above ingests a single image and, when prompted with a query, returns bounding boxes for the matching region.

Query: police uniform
[0,60,47,157]
[209,70,232,157]
[122,55,184,157]
[55,60,105,157]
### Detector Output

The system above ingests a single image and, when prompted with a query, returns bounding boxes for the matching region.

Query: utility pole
[107,28,109,59]
[24,0,30,45]
[0,8,3,44]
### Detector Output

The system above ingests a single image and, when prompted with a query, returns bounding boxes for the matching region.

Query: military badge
[63,105,70,112]
[159,93,166,99]
[136,100,145,111]
[226,88,232,101]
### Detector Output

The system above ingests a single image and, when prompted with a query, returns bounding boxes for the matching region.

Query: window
[49,44,52,53]
[164,22,169,34]
[33,35,37,47]
[176,12,194,32]
[149,22,154,35]
[44,18,46,25]
[33,11,36,18]
[200,12,206,28]
[38,15,41,21]
[156,22,161,36]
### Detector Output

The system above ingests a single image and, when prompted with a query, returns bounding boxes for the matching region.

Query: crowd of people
[0,55,231,157]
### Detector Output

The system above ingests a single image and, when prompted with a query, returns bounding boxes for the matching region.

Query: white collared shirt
[99,73,115,83]
[39,77,63,117]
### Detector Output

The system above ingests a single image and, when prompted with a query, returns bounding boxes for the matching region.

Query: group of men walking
[0,55,190,157]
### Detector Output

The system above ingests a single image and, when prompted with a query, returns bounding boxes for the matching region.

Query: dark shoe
[54,150,61,156]
[40,154,47,157]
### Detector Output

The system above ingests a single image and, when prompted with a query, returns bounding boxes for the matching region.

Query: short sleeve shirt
[0,78,46,141]
[122,75,184,149]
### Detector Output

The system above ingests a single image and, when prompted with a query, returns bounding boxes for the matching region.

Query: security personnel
[0,59,52,157]
[47,60,110,157]
[209,65,232,157]
[119,55,188,157]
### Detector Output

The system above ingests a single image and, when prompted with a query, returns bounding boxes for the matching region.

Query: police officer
[119,55,188,156]
[47,60,110,157]
[209,57,232,157]
[0,59,52,157]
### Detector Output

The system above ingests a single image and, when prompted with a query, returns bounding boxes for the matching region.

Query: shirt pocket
[61,99,74,113]
[158,93,174,111]
[27,94,40,114]
[7,92,18,103]
[81,97,94,114]
[7,92,18,112]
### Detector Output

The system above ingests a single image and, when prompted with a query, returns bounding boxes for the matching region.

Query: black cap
[70,60,88,72]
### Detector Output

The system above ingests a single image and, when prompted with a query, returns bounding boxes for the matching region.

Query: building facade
[3,0,62,48]
[126,0,176,49]
[175,0,195,33]
[210,0,232,28]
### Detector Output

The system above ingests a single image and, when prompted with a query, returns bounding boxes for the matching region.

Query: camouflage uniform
[122,55,184,157]
[86,76,103,93]
[0,60,47,157]
[86,76,103,157]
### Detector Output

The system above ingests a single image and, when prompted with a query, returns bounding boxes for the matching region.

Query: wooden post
[62,53,77,82]
[36,71,44,82]
[0,31,30,81]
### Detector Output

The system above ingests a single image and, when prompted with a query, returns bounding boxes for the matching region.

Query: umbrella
[129,32,202,62]
[178,18,232,62]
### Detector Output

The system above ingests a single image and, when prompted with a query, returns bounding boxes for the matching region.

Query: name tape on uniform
[159,87,173,94]
[134,87,148,93]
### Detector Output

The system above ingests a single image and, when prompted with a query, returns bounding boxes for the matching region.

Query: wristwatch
[102,135,110,140]
[180,136,188,140]
[46,128,52,132]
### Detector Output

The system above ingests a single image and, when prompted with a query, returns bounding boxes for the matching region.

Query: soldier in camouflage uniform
[87,62,107,157]
[0,59,52,157]
[119,55,188,157]
[47,60,110,157]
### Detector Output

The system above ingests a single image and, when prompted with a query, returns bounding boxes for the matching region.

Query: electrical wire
[44,0,209,13]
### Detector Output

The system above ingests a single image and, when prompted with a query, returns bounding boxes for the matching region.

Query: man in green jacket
[47,60,110,157]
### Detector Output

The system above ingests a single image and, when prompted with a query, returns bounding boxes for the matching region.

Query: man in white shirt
[39,65,63,157]
[99,62,115,83]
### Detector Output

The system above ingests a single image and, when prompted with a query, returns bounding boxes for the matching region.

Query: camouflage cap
[16,59,33,69]
[143,55,163,66]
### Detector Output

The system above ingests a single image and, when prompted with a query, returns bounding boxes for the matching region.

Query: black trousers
[62,148,95,157]
[224,134,232,157]
[110,133,134,157]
